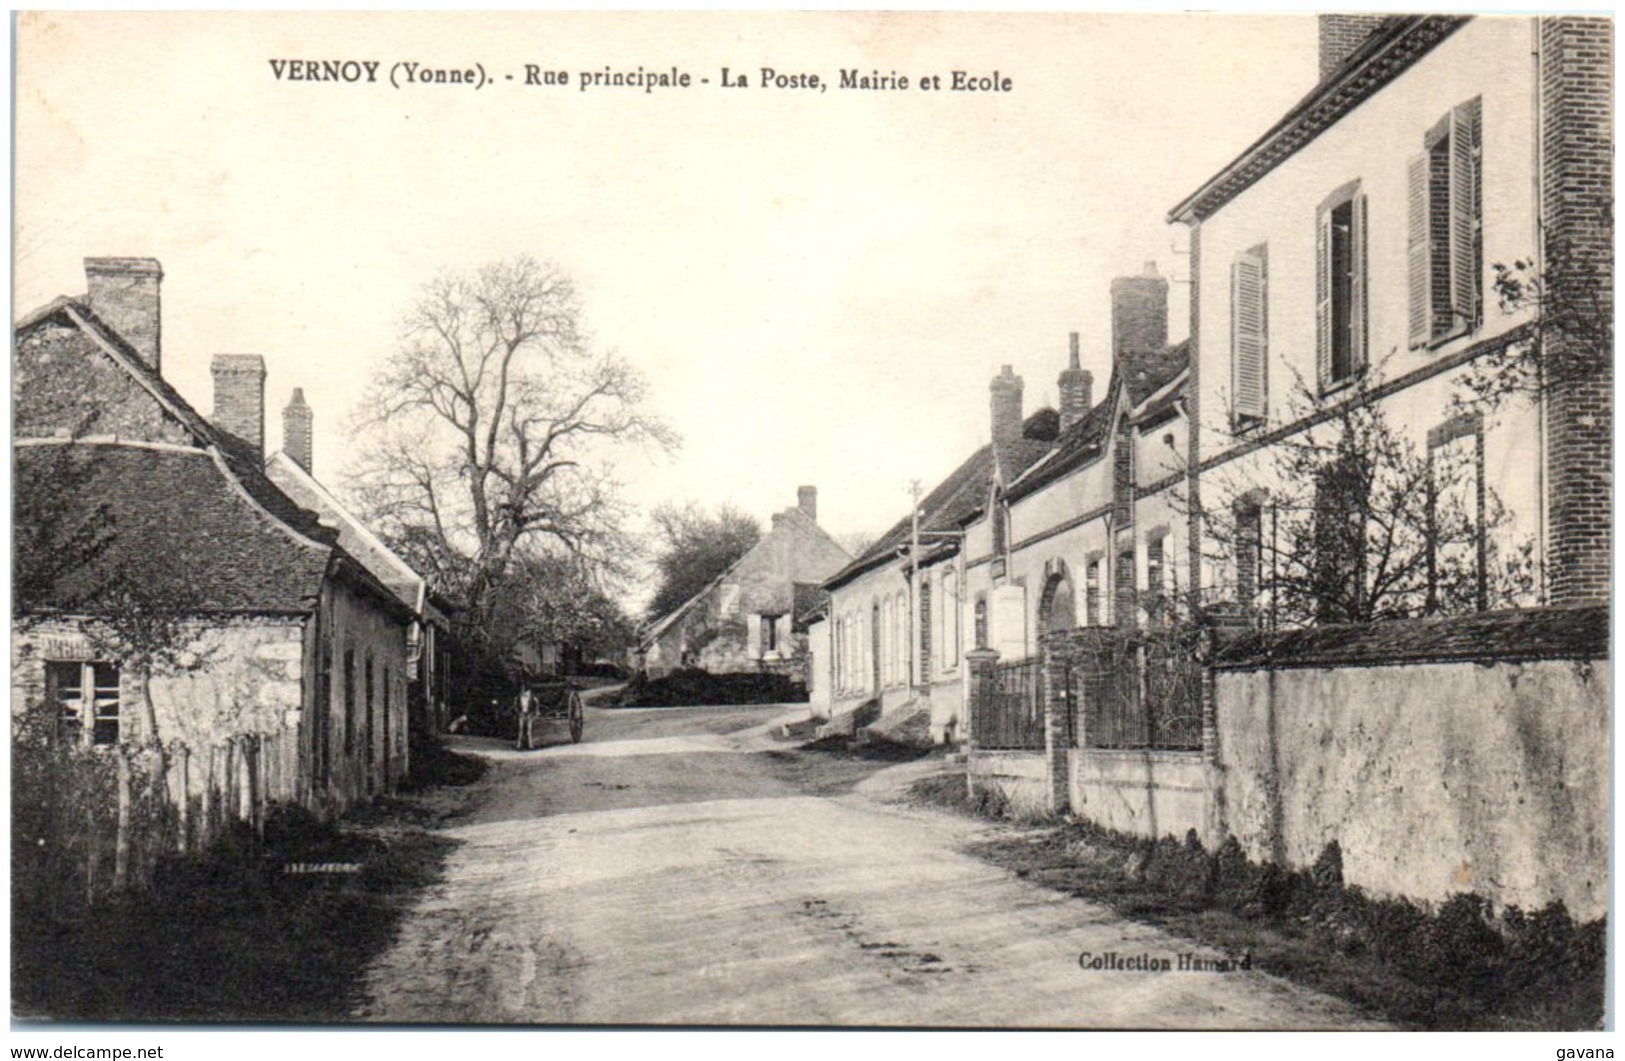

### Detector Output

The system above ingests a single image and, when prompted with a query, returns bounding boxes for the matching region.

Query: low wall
[928,677,964,744]
[1214,656,1610,920]
[1066,749,1209,842]
[966,750,1050,819]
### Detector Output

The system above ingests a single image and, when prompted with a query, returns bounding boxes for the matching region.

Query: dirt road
[355,703,1383,1028]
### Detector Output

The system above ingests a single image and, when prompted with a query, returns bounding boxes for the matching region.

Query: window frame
[1409,97,1483,350]
[46,660,121,747]
[1315,179,1369,395]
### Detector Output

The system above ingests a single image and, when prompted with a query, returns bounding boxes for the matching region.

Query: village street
[354,702,1383,1029]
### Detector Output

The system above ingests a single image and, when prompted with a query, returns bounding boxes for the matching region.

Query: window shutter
[746,613,761,658]
[1407,153,1430,348]
[1449,97,1482,331]
[1231,248,1267,421]
[1352,192,1369,374]
[1315,208,1333,390]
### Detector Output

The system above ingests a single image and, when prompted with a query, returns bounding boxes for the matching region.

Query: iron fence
[972,657,1046,750]
[1071,628,1203,751]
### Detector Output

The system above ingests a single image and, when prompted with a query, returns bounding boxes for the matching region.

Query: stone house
[13,257,415,817]
[265,394,456,742]
[638,488,850,681]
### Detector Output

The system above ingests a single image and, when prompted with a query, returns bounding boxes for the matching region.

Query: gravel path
[355,704,1385,1028]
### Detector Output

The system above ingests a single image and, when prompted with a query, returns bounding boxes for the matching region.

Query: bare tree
[1196,367,1536,629]
[349,256,676,644]
[1459,231,1614,412]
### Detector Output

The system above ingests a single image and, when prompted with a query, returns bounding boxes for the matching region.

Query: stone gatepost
[963,647,1000,749]
[1041,634,1072,816]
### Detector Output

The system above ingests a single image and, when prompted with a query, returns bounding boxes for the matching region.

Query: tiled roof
[825,417,1054,591]
[1126,340,1189,407]
[792,582,829,630]
[15,296,412,622]
[1212,605,1609,670]
[15,443,331,615]
[1010,341,1188,502]
[1168,16,1469,223]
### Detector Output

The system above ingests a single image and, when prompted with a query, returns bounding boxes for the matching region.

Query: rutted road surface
[355,703,1382,1028]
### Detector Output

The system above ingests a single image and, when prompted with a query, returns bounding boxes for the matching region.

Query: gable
[15,316,193,447]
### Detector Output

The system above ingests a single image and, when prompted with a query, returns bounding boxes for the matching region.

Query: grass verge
[13,745,485,1022]
[909,769,1606,1031]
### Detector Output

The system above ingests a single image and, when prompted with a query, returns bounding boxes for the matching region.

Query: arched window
[1040,562,1077,635]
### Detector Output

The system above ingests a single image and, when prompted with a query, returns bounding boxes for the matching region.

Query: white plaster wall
[1193,18,1540,467]
[1215,656,1609,919]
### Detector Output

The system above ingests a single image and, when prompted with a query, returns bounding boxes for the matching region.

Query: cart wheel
[569,692,584,744]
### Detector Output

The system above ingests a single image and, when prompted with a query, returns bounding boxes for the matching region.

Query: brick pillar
[85,258,163,372]
[211,354,267,461]
[1186,223,1204,621]
[963,647,1000,749]
[1317,14,1388,81]
[1540,17,1613,604]
[1041,634,1073,816]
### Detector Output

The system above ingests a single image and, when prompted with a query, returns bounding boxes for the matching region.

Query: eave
[1168,16,1470,225]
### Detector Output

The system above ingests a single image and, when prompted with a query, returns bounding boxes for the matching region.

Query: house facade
[638,488,850,681]
[13,257,414,822]
[815,383,1057,741]
[973,268,1192,660]
[1171,14,1610,616]
[955,15,1610,919]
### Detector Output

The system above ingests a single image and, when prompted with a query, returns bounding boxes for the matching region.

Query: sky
[14,11,1320,587]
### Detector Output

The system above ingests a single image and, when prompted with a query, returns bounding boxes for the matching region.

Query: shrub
[617,668,807,707]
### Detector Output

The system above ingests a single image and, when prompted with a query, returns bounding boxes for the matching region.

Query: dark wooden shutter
[1407,153,1430,348]
[1449,97,1482,331]
[1352,192,1369,374]
[1231,247,1267,422]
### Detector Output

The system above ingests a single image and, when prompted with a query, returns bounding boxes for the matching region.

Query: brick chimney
[84,258,163,371]
[283,388,313,473]
[1057,331,1094,432]
[797,485,817,523]
[1110,262,1168,370]
[1318,14,1387,82]
[990,364,1024,460]
[211,354,267,460]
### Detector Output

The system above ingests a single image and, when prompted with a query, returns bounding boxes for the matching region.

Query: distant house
[264,396,456,742]
[13,257,414,817]
[638,488,850,682]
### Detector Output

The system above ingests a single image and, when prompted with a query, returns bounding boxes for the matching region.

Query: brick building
[14,257,415,818]
[1169,14,1611,616]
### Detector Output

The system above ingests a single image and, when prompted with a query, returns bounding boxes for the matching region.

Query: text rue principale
[266,59,1014,96]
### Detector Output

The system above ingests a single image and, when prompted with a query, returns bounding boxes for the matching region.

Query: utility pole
[908,479,922,691]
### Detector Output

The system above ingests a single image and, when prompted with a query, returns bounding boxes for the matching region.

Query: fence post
[113,745,132,892]
[1042,634,1073,816]
[963,648,1000,749]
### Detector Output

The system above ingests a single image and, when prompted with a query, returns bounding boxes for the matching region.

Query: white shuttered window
[1231,244,1268,427]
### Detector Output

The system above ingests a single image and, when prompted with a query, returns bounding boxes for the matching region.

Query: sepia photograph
[9,7,1613,1041]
